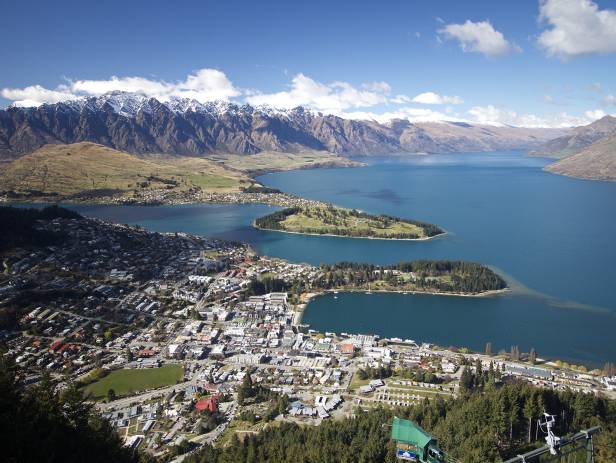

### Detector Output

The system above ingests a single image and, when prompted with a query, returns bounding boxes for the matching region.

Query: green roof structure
[391,417,434,448]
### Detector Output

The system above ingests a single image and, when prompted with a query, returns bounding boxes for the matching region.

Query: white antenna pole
[538,412,561,455]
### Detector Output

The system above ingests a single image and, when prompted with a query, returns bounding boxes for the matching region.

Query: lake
[65,151,616,366]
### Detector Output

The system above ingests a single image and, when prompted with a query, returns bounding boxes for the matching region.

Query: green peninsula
[317,260,508,295]
[254,205,444,240]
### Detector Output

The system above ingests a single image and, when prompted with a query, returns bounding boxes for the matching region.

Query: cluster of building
[2,214,614,460]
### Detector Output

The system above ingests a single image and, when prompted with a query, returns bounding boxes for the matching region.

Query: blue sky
[1,0,615,127]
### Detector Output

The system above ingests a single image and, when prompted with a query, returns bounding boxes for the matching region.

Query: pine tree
[485,342,492,356]
[460,366,474,392]
[528,348,536,365]
[523,395,535,443]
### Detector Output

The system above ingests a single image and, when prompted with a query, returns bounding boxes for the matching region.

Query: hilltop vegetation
[0,358,149,463]
[0,142,252,200]
[0,205,81,252]
[184,381,616,463]
[254,206,443,240]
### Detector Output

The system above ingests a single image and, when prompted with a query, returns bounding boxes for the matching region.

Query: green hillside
[0,142,252,199]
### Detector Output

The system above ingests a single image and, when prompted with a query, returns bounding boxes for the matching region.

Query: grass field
[349,372,371,392]
[210,151,362,174]
[0,142,251,197]
[82,364,183,399]
[265,205,434,239]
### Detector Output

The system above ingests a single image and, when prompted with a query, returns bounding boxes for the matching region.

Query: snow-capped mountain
[0,92,567,160]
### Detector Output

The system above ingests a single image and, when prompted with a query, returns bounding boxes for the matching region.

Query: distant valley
[532,115,616,180]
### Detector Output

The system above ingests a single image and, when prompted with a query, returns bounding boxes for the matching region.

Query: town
[2,210,615,461]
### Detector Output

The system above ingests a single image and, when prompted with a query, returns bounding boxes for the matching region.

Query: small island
[254,205,444,240]
[315,260,507,296]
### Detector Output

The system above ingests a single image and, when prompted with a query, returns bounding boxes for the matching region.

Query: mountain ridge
[530,115,616,159]
[545,131,616,181]
[0,92,568,160]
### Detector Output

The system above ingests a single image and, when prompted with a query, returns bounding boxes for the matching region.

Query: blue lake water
[57,151,616,366]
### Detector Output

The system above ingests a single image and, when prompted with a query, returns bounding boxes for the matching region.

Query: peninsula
[254,205,444,240]
[315,260,507,296]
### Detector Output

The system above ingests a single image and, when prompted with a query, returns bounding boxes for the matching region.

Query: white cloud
[538,0,616,59]
[362,81,391,93]
[467,104,607,127]
[1,69,609,129]
[1,84,75,107]
[584,109,607,119]
[245,73,390,113]
[438,20,521,57]
[1,69,239,107]
[412,91,464,105]
[391,94,411,104]
[337,107,460,124]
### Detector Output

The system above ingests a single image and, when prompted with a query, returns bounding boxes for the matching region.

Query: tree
[277,394,289,416]
[485,342,492,356]
[602,362,616,377]
[237,372,254,405]
[528,348,536,365]
[523,395,535,443]
[460,366,474,392]
[107,388,116,402]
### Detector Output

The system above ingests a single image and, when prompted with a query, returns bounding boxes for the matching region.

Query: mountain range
[0,92,567,160]
[531,115,616,180]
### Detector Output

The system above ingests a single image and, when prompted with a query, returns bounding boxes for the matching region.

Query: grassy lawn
[278,206,427,238]
[82,364,183,399]
[348,372,371,392]
[187,172,242,191]
[210,151,361,174]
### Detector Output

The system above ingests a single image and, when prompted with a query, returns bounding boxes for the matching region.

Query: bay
[51,151,616,366]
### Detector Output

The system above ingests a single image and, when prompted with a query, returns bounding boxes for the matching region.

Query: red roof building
[340,343,356,355]
[195,395,219,413]
[138,349,155,358]
[49,341,63,352]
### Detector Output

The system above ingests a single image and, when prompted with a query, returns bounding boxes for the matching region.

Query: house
[339,343,356,355]
[138,348,155,358]
[195,395,219,413]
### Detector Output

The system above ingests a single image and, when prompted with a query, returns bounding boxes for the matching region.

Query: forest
[315,260,507,294]
[0,357,152,463]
